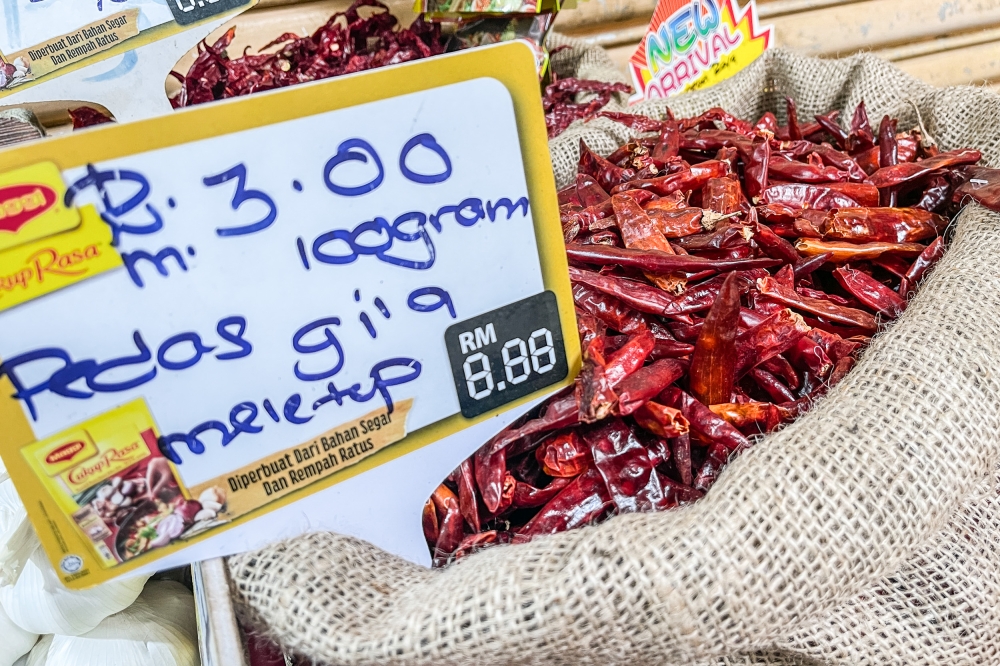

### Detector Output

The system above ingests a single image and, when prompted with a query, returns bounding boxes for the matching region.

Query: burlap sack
[227,40,1000,665]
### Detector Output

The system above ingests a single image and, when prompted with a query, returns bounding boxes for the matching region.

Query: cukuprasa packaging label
[23,399,181,572]
[0,160,121,313]
[0,42,579,589]
[23,398,413,577]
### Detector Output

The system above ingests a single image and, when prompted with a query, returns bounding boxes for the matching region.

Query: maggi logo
[45,440,86,465]
[0,184,57,234]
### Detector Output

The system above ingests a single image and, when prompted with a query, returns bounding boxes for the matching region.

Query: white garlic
[23,636,47,666]
[96,485,113,500]
[198,487,225,506]
[0,546,147,636]
[25,581,198,666]
[200,500,222,514]
[110,492,125,506]
[0,601,37,666]
[193,508,216,523]
[0,479,34,586]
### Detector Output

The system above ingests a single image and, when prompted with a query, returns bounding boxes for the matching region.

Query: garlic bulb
[23,636,47,666]
[25,581,198,666]
[0,601,38,666]
[0,479,33,586]
[0,545,147,636]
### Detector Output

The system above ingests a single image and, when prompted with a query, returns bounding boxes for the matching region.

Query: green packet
[437,13,556,76]
[417,0,560,15]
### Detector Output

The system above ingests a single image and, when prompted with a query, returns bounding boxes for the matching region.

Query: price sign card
[0,0,257,121]
[0,41,579,588]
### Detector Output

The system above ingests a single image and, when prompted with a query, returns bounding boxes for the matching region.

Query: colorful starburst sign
[628,0,772,102]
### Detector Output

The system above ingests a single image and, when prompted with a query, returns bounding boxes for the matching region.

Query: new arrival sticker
[628,0,772,102]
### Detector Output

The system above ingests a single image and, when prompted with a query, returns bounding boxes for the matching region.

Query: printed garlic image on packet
[21,398,225,569]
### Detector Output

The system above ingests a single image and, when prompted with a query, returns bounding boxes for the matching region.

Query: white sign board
[0,43,576,587]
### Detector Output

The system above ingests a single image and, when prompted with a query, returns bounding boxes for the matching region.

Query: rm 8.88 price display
[446,292,568,419]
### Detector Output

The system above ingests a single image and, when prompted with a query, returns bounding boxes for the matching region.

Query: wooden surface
[5,0,997,129]
[566,0,1000,87]
[193,559,249,666]
[245,0,1000,88]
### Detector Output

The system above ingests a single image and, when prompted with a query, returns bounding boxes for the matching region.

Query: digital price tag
[168,0,253,26]
[0,42,579,588]
[446,291,568,419]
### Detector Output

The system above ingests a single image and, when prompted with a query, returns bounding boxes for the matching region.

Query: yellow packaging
[0,203,121,313]
[22,399,191,568]
[0,161,81,252]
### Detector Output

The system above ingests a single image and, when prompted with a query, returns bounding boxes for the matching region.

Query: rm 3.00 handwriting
[64,132,530,287]
[0,292,453,463]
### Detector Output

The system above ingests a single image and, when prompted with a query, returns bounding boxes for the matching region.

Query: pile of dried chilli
[68,106,114,129]
[423,99,1000,567]
[543,75,631,138]
[166,0,630,132]
[169,0,445,108]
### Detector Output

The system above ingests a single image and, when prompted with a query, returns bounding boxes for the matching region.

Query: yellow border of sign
[0,1,259,102]
[0,41,580,588]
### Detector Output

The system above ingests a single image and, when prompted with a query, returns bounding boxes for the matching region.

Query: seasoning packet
[438,14,556,76]
[21,399,217,568]
[418,0,559,14]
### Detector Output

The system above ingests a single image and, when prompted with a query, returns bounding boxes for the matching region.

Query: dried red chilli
[170,0,445,108]
[425,98,996,566]
[543,77,632,138]
[68,107,114,129]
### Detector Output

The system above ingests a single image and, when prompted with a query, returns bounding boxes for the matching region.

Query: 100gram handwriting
[63,132,530,286]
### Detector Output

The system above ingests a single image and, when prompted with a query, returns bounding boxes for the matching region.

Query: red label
[0,184,58,234]
[46,440,87,465]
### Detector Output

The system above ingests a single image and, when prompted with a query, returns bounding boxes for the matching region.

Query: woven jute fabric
[227,40,1000,665]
